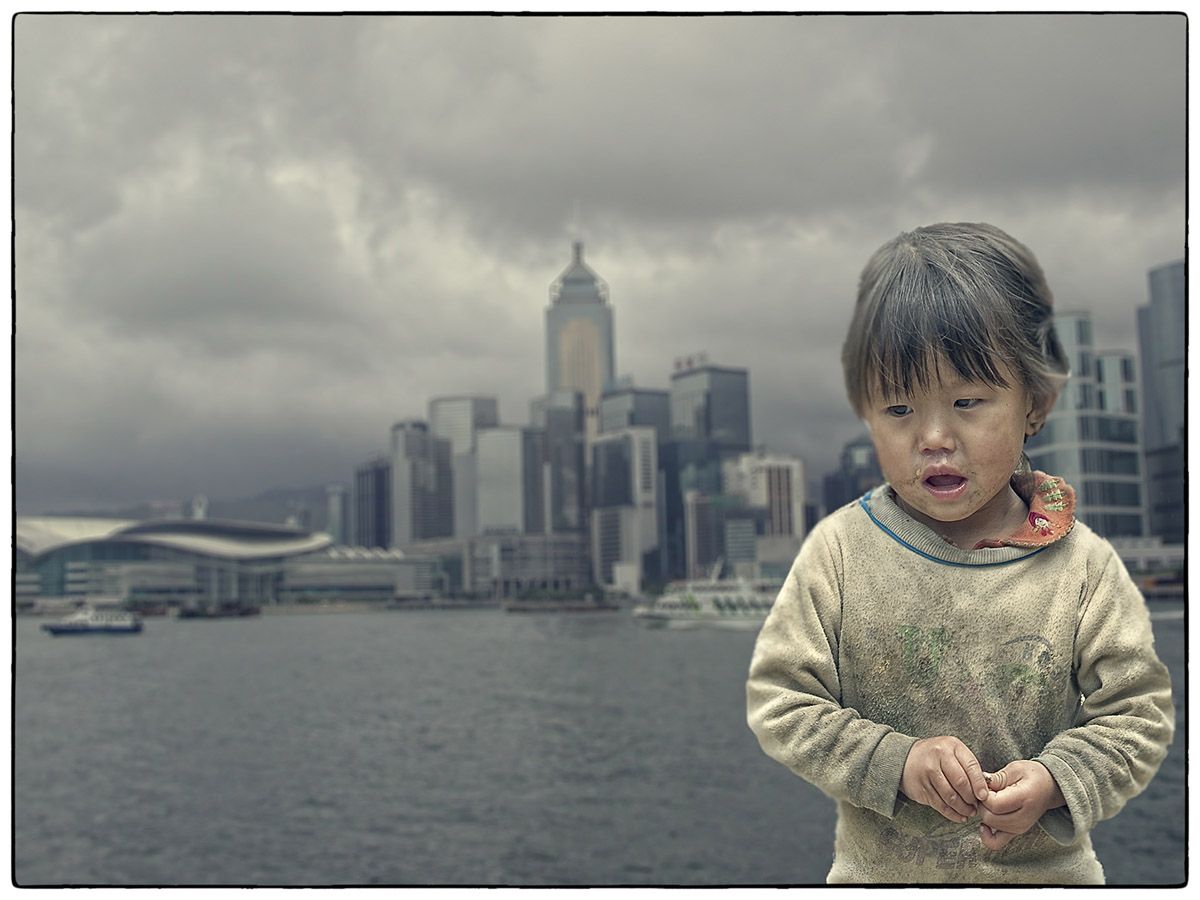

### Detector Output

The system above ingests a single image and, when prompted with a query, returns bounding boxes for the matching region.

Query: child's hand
[978,760,1067,851]
[899,736,989,823]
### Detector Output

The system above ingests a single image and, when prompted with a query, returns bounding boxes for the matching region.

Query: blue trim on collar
[858,493,1048,568]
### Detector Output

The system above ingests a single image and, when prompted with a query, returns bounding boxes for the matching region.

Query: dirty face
[863,361,1039,544]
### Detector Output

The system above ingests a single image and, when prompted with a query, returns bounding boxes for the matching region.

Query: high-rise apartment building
[545,241,615,443]
[1137,259,1185,543]
[531,390,587,534]
[1025,311,1145,537]
[723,450,806,540]
[353,455,391,549]
[669,358,751,454]
[590,426,660,590]
[429,396,500,540]
[722,449,807,576]
[390,421,454,547]
[476,427,545,535]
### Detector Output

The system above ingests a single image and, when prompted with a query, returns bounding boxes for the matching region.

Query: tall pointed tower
[545,241,615,442]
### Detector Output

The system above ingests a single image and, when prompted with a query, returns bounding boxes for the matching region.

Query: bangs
[861,265,1015,403]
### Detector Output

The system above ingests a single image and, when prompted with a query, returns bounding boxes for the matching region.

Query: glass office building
[545,242,615,442]
[531,390,586,534]
[669,362,751,454]
[476,427,545,535]
[599,386,670,444]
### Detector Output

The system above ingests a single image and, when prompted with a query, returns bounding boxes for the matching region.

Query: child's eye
[884,405,912,417]
[954,398,982,409]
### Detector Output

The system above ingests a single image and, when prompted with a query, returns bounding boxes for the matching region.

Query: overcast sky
[13,12,1185,514]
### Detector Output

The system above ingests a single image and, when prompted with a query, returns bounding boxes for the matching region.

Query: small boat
[42,606,143,636]
[632,576,779,629]
[176,601,261,619]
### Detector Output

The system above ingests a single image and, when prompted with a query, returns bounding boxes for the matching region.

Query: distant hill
[44,484,339,532]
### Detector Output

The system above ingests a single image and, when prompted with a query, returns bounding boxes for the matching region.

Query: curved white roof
[16,517,141,557]
[16,516,332,562]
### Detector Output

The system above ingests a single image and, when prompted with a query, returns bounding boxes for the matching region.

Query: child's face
[863,363,1038,536]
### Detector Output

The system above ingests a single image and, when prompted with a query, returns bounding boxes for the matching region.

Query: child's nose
[918,415,957,454]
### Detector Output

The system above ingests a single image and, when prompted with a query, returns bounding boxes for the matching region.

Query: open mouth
[924,473,968,496]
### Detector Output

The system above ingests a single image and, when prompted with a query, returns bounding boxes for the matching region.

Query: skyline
[13,13,1185,514]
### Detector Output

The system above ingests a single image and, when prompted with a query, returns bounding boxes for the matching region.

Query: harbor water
[13,603,1187,886]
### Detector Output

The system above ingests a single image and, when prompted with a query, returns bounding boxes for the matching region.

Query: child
[746,223,1174,884]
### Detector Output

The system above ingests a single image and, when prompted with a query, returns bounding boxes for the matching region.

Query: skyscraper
[722,448,807,577]
[429,396,500,540]
[476,426,545,535]
[545,241,615,442]
[669,358,752,454]
[1137,259,1185,543]
[353,455,391,549]
[1025,311,1145,537]
[531,390,586,534]
[429,396,500,455]
[325,483,348,545]
[390,420,454,547]
[590,425,660,590]
[599,385,671,443]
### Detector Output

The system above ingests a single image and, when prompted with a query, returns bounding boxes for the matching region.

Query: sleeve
[745,524,918,818]
[1033,549,1176,845]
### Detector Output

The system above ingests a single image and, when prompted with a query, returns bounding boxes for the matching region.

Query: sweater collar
[860,471,1076,567]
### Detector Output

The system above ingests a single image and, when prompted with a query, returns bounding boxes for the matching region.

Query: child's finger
[979,823,1018,852]
[930,768,976,820]
[953,746,989,802]
[980,805,1032,834]
[980,784,1026,815]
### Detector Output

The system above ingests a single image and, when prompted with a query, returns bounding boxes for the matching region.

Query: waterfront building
[476,426,545,535]
[353,455,391,549]
[531,390,587,534]
[429,396,500,540]
[821,434,883,515]
[599,386,671,444]
[545,241,615,442]
[669,357,752,454]
[1136,260,1185,544]
[13,515,455,610]
[14,516,331,609]
[590,426,660,591]
[280,546,446,604]
[468,532,591,599]
[1025,311,1146,537]
[390,420,454,547]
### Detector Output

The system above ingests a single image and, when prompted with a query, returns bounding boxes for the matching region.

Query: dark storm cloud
[13,13,1185,512]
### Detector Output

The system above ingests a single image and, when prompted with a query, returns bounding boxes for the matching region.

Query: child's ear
[1024,396,1047,437]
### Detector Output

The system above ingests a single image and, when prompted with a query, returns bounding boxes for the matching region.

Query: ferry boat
[632,576,779,629]
[42,606,143,636]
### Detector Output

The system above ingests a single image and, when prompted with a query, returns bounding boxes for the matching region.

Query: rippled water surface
[14,605,1186,885]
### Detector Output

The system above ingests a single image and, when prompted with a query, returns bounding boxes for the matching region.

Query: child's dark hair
[842,222,1069,428]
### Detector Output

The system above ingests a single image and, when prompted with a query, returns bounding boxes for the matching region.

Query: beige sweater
[746,475,1174,884]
